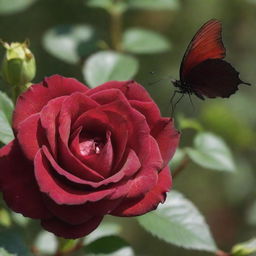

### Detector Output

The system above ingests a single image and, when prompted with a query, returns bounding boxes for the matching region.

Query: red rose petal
[43,196,121,225]
[87,80,153,102]
[72,107,129,173]
[42,146,140,188]
[13,75,88,132]
[111,166,172,216]
[125,136,162,199]
[0,140,52,219]
[17,113,44,160]
[72,130,114,177]
[151,118,180,167]
[41,215,103,239]
[40,96,67,158]
[34,149,115,204]
[129,100,161,129]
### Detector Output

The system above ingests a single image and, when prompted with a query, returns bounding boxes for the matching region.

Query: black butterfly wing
[184,59,250,99]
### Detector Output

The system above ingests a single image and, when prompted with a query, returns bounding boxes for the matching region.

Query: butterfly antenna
[188,93,195,112]
[171,91,184,116]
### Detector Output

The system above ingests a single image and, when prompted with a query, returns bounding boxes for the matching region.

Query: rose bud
[0,75,180,239]
[1,40,36,87]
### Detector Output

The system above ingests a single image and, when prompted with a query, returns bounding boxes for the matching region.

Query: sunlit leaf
[58,238,78,254]
[0,248,16,256]
[123,28,170,54]
[0,92,14,144]
[0,228,32,256]
[127,0,179,10]
[0,92,13,124]
[86,0,127,12]
[11,213,30,227]
[0,0,37,15]
[83,51,138,87]
[43,24,99,64]
[85,235,134,256]
[232,238,256,256]
[186,132,235,172]
[86,0,112,9]
[137,191,217,252]
[0,208,11,227]
[85,222,122,245]
[34,231,57,254]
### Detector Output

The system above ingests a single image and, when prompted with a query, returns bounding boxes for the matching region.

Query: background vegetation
[0,0,255,255]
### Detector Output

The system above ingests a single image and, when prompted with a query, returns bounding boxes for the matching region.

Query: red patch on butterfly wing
[185,59,249,98]
[180,19,226,79]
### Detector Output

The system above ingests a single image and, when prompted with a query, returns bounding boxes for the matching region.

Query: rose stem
[109,2,123,51]
[54,238,84,256]
[172,154,190,179]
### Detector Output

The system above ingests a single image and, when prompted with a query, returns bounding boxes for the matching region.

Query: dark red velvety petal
[129,100,161,129]
[151,118,180,167]
[111,166,172,217]
[70,130,114,177]
[43,146,140,188]
[17,113,42,160]
[34,149,116,204]
[125,136,162,199]
[87,80,153,102]
[41,215,103,239]
[40,96,67,158]
[13,75,88,132]
[43,196,121,225]
[0,140,52,219]
[72,106,129,173]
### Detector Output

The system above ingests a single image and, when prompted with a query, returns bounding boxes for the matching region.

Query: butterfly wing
[180,19,226,80]
[184,59,250,99]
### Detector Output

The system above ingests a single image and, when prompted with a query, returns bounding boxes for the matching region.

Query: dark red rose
[0,75,180,239]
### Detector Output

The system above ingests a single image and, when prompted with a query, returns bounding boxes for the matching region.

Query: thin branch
[172,155,190,179]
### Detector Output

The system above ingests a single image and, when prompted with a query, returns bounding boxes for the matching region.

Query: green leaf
[43,24,99,64]
[127,0,179,10]
[83,51,138,87]
[0,248,16,256]
[186,132,235,172]
[0,208,11,227]
[11,213,30,227]
[232,238,256,256]
[34,231,57,254]
[169,148,186,170]
[0,92,14,144]
[0,0,37,15]
[85,235,134,256]
[85,222,122,245]
[85,0,127,12]
[58,238,78,254]
[137,190,217,252]
[0,228,32,256]
[86,0,113,9]
[123,28,170,54]
[0,92,13,124]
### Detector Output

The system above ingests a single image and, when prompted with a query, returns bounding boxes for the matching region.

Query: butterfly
[171,19,250,104]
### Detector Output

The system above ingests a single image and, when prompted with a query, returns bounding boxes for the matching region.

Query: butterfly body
[173,19,250,101]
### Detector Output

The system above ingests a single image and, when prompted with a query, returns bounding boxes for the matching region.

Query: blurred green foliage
[0,0,255,255]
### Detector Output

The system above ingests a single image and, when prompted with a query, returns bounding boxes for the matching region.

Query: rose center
[79,137,103,156]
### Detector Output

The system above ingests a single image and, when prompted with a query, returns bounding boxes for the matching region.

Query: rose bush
[0,75,179,239]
